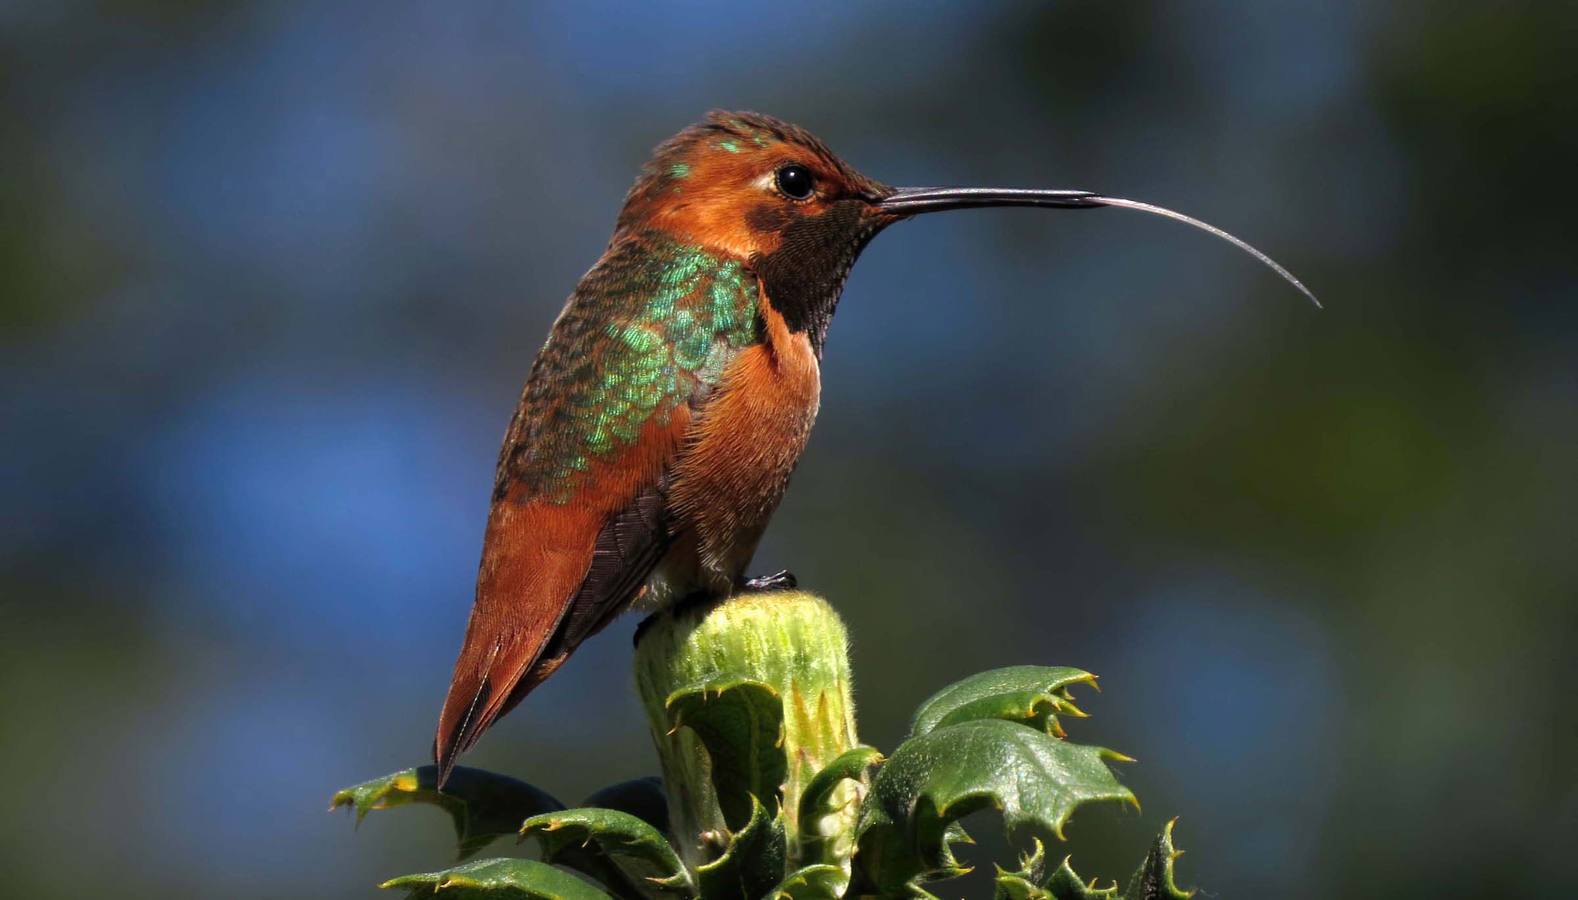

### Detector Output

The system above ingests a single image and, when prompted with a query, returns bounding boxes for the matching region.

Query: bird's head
[615,110,1316,352]
[618,110,890,258]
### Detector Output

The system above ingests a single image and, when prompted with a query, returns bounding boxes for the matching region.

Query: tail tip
[432,734,458,790]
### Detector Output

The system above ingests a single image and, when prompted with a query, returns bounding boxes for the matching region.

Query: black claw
[744,569,798,592]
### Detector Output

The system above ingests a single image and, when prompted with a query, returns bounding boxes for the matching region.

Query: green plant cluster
[333,592,1193,899]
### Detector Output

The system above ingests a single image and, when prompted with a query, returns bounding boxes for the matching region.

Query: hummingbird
[433,110,1315,783]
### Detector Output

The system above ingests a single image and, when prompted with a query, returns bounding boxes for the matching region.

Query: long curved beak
[877,186,1320,308]
[877,186,1106,213]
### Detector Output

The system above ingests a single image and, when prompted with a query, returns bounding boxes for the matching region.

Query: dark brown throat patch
[750,199,888,355]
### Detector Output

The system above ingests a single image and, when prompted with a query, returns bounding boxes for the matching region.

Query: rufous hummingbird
[433,111,1315,783]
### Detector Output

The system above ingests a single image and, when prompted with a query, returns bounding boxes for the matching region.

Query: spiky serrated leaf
[997,872,1054,900]
[933,691,1071,738]
[796,745,881,868]
[909,666,1095,738]
[853,719,1135,896]
[994,837,1051,899]
[665,678,785,830]
[380,857,611,899]
[331,766,563,859]
[994,839,1123,900]
[1046,859,1119,900]
[1121,820,1193,900]
[765,863,845,900]
[694,796,786,900]
[936,820,975,874]
[583,777,670,838]
[520,808,693,898]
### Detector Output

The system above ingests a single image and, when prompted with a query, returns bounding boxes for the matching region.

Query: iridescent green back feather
[496,232,759,503]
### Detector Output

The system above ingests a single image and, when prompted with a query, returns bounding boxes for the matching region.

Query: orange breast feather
[670,298,820,580]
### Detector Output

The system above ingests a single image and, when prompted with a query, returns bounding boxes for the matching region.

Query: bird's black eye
[775,164,815,200]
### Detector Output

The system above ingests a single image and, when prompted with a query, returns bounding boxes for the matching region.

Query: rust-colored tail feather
[433,500,598,788]
[433,430,677,787]
[429,486,669,780]
[433,625,571,787]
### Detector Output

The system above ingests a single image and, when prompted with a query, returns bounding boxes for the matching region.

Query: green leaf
[521,808,693,898]
[380,857,611,899]
[909,666,1097,739]
[665,678,786,830]
[994,838,1052,900]
[854,719,1136,896]
[583,777,670,838]
[936,820,975,875]
[765,864,846,900]
[1045,858,1118,900]
[695,796,787,900]
[332,766,564,859]
[992,824,1194,900]
[1121,820,1193,900]
[997,871,1054,900]
[796,745,881,867]
[995,840,1119,900]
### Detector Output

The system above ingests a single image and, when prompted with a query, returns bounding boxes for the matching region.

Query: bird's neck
[746,200,889,356]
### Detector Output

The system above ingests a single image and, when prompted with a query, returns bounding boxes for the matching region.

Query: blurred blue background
[2,2,1574,897]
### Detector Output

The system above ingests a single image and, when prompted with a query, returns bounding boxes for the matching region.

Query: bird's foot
[743,569,798,592]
